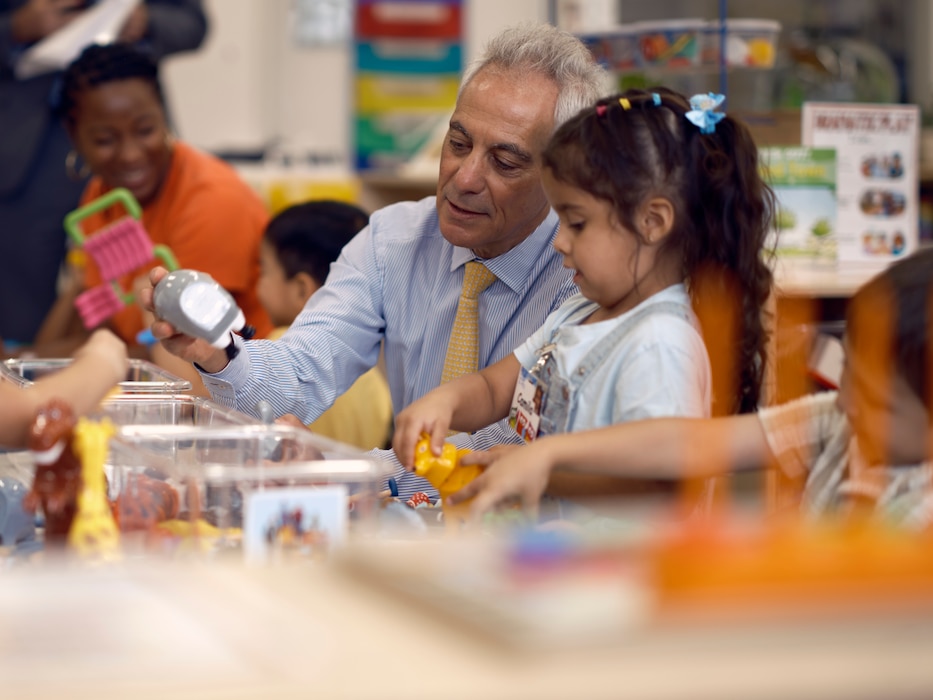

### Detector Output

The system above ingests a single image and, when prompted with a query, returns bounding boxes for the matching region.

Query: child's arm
[449,413,772,518]
[0,329,128,449]
[31,262,90,357]
[392,354,521,469]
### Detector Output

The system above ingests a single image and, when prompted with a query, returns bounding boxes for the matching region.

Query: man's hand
[11,0,85,44]
[139,267,231,373]
[275,414,307,430]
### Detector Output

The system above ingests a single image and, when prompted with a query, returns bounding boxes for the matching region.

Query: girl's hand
[76,329,129,386]
[392,392,456,470]
[447,441,555,521]
[458,443,521,466]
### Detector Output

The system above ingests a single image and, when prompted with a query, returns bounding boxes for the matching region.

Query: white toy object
[152,270,252,348]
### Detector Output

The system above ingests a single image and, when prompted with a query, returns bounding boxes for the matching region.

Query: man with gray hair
[143,22,608,498]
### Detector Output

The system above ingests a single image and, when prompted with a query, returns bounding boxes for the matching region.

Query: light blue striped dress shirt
[200,196,576,499]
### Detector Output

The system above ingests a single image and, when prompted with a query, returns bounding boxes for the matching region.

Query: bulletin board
[353,0,463,171]
[802,102,920,268]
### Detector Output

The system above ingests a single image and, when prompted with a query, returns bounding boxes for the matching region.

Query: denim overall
[535,300,692,438]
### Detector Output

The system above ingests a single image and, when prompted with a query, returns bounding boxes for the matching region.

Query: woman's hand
[117,3,149,42]
[447,441,555,521]
[139,267,230,373]
[11,0,84,44]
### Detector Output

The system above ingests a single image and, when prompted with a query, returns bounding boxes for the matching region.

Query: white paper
[15,0,141,80]
[802,102,920,269]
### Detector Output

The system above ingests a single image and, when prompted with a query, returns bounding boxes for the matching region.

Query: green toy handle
[153,244,180,272]
[64,188,143,246]
[111,245,180,305]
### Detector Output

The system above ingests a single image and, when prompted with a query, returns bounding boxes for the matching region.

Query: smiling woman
[67,79,172,208]
[32,43,272,389]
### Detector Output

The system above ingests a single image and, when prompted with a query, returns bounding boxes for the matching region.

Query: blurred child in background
[258,201,393,450]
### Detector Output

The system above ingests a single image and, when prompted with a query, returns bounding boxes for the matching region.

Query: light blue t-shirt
[513,284,711,434]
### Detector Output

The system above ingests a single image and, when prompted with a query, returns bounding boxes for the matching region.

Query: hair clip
[596,104,607,117]
[651,92,662,106]
[619,97,632,110]
[685,93,726,134]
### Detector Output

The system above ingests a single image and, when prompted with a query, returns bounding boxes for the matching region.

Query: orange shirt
[81,141,272,344]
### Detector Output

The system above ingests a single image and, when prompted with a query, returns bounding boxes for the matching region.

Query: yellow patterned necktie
[441,261,497,384]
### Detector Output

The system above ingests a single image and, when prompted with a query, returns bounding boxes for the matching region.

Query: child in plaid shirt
[450,248,933,527]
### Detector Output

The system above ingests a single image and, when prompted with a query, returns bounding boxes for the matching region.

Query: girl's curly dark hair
[543,87,776,415]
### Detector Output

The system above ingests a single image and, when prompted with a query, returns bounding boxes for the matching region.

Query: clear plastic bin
[108,423,389,561]
[579,24,639,72]
[93,393,257,428]
[0,358,192,393]
[635,19,705,69]
[701,19,781,68]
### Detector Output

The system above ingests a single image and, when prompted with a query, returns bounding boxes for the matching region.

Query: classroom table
[2,530,933,700]
[772,259,880,299]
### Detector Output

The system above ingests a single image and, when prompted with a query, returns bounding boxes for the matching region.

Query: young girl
[394,88,774,472]
[449,248,933,526]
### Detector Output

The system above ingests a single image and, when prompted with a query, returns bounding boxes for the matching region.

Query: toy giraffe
[67,417,121,561]
[412,436,482,531]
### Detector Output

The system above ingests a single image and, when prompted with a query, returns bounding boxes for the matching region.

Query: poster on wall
[760,146,837,266]
[291,0,354,46]
[802,102,919,268]
[354,0,463,171]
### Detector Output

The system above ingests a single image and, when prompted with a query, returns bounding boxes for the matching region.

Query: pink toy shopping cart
[64,188,178,329]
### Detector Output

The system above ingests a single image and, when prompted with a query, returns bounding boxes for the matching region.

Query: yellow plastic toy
[67,417,121,561]
[412,435,482,530]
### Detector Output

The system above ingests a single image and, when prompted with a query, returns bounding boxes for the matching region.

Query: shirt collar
[448,209,560,294]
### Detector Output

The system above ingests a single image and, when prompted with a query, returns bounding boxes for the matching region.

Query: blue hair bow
[686,93,726,134]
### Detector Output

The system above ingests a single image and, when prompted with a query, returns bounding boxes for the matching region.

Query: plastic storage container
[702,19,781,68]
[634,19,705,69]
[578,24,639,72]
[0,358,192,393]
[108,423,389,561]
[93,393,257,428]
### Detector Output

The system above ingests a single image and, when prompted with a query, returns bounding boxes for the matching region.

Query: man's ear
[641,197,675,245]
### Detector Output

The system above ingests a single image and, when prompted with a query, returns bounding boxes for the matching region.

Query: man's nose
[451,151,486,193]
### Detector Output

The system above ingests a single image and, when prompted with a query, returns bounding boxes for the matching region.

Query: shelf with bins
[578,18,781,79]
